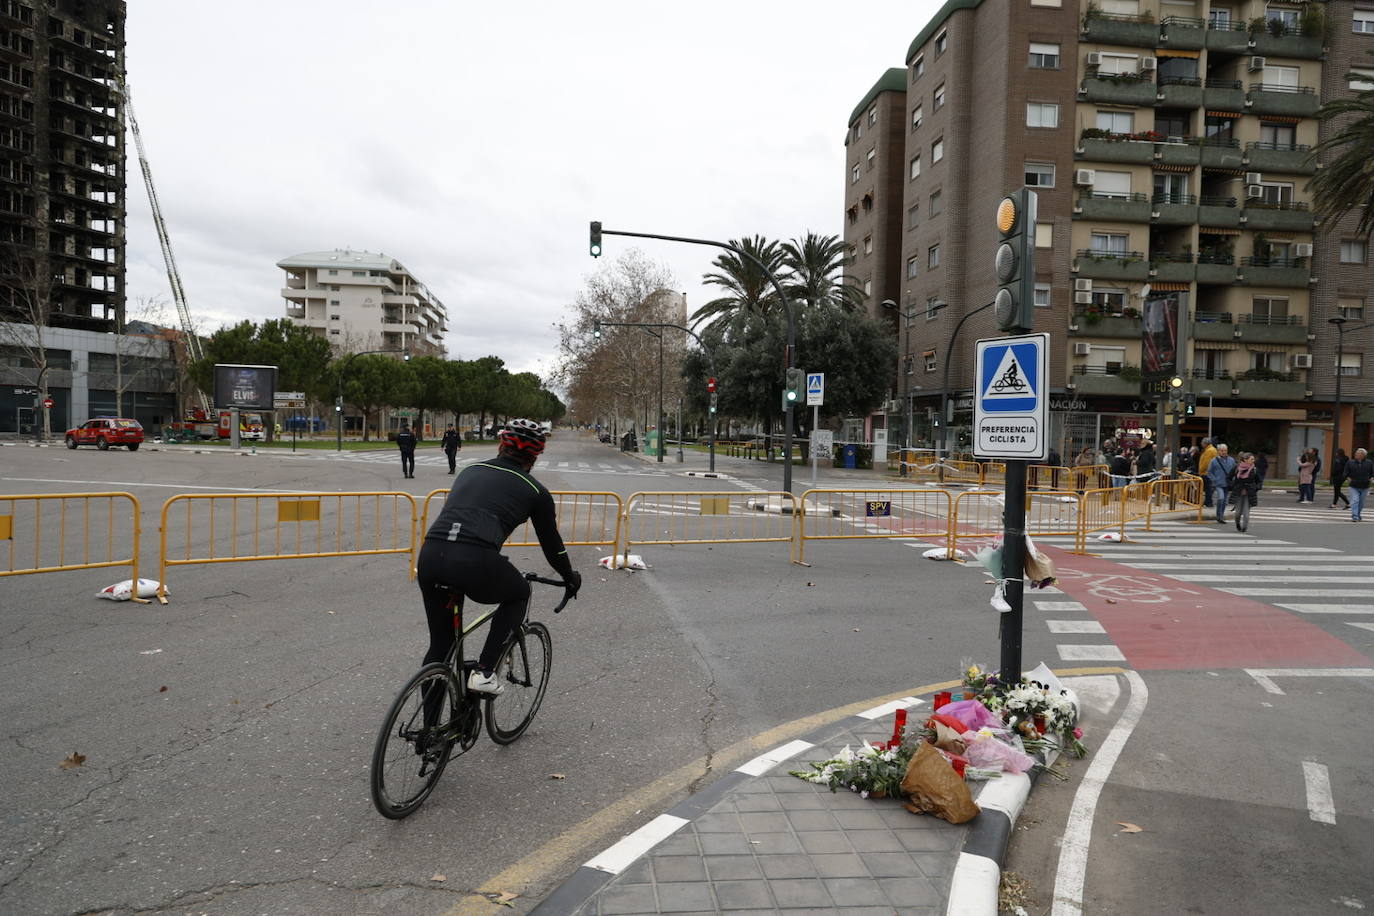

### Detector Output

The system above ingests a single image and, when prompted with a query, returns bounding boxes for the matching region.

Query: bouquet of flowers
[790,743,914,799]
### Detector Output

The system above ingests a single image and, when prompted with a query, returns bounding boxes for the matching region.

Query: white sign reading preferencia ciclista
[973,333,1048,461]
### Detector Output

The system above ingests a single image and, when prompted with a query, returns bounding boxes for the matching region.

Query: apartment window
[866,148,876,169]
[1031,0,1063,7]
[1091,289,1128,311]
[907,204,920,228]
[1338,298,1366,321]
[1090,232,1129,254]
[852,123,862,142]
[327,269,338,275]
[329,299,341,306]
[1257,181,1294,206]
[1268,8,1299,30]
[1094,170,1133,198]
[1258,121,1296,147]
[863,235,873,255]
[1034,283,1052,308]
[913,54,925,80]
[1205,115,1236,141]
[1356,8,1374,32]
[925,351,938,372]
[1029,42,1060,69]
[935,30,948,56]
[1341,240,1368,263]
[928,244,941,268]
[1026,102,1059,128]
[852,164,860,184]
[1035,222,1053,248]
[329,314,342,321]
[912,104,923,130]
[1252,296,1289,321]
[1350,69,1374,91]
[1251,351,1284,372]
[329,329,340,336]
[1024,162,1055,188]
[1262,64,1300,90]
[352,270,366,276]
[1096,110,1134,134]
[925,298,943,320]
[1086,344,1126,371]
[933,82,946,109]
[867,106,878,127]
[910,154,921,179]
[930,189,943,214]
[907,256,919,279]
[1097,53,1139,76]
[1154,172,1189,201]
[932,137,944,162]
[1209,8,1233,27]
[862,194,874,212]
[863,278,873,296]
[1340,353,1364,377]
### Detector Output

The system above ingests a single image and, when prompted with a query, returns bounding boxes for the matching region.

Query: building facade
[845,0,1374,467]
[278,248,448,358]
[1,0,126,331]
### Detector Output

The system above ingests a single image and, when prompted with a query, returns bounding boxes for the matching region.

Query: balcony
[1152,193,1199,225]
[1198,137,1244,169]
[1071,305,1143,339]
[1076,192,1151,222]
[1195,253,1237,285]
[1242,199,1314,231]
[1158,15,1206,50]
[1252,29,1324,60]
[1204,20,1251,54]
[1081,12,1160,47]
[1071,365,1148,397]
[1233,370,1306,400]
[1198,196,1241,228]
[1191,311,1236,341]
[1150,251,1196,282]
[1202,78,1246,112]
[1079,132,1155,165]
[1155,138,1201,166]
[1075,249,1150,281]
[1237,313,1309,345]
[285,305,305,319]
[1156,76,1204,108]
[1238,255,1310,287]
[1244,141,1316,175]
[1248,84,1320,118]
[1081,74,1158,107]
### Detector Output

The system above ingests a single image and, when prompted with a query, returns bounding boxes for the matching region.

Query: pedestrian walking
[1229,452,1261,530]
[1330,448,1351,509]
[1297,450,1318,503]
[1198,438,1217,506]
[396,424,417,478]
[1341,447,1373,522]
[1256,452,1269,487]
[1207,443,1236,523]
[1135,441,1157,482]
[441,424,462,473]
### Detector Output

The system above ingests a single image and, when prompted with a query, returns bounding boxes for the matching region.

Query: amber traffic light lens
[996,197,1018,234]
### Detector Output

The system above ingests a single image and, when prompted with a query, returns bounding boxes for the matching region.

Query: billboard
[213,364,278,411]
[1141,292,1181,393]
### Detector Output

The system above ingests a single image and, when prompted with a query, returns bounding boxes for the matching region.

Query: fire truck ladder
[121,77,211,414]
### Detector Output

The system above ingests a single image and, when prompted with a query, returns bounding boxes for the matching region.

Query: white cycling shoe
[468,669,504,695]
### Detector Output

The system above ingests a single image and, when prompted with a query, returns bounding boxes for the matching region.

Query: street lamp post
[939,301,995,462]
[1200,389,1213,442]
[883,298,946,475]
[335,348,409,451]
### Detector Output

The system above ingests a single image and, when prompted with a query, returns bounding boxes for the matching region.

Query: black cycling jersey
[425,455,573,578]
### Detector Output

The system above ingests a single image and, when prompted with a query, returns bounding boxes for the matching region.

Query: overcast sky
[123,1,938,382]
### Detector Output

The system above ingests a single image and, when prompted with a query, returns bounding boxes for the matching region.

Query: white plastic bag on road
[921,547,962,561]
[598,554,649,570]
[96,578,163,601]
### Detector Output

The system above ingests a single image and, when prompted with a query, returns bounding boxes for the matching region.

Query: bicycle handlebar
[524,572,577,614]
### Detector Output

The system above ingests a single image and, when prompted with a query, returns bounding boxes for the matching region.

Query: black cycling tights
[415,540,530,673]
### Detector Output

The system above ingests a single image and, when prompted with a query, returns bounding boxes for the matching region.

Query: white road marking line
[1057,644,1126,661]
[1034,601,1088,611]
[734,739,815,776]
[1244,667,1374,695]
[1302,761,1336,825]
[1111,538,1293,545]
[584,813,689,874]
[856,697,922,720]
[1052,671,1148,916]
[1222,588,1374,597]
[1276,604,1374,615]
[1347,622,1374,633]
[1047,620,1106,634]
[1134,563,1374,571]
[0,476,314,493]
[1096,546,1337,554]
[1167,574,1374,584]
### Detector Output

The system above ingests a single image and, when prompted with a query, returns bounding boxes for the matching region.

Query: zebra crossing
[1230,502,1361,524]
[284,451,671,476]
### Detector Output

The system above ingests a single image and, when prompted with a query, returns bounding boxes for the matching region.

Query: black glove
[566,570,582,598]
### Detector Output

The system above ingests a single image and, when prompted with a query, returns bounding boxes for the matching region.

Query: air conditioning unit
[1073,342,1092,356]
[1245,171,1263,185]
[1295,243,1313,257]
[1246,184,1265,198]
[1087,51,1103,66]
[1248,55,1266,71]
[1075,168,1096,186]
[1074,291,1094,304]
[1074,278,1094,291]
[1141,56,1157,71]
[885,399,902,413]
[1292,353,1313,369]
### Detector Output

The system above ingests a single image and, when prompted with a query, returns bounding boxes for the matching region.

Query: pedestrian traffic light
[784,367,804,405]
[589,221,602,258]
[993,189,1037,333]
[1184,392,1197,415]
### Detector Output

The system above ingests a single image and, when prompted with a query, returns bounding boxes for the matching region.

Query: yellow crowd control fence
[419,489,623,555]
[157,491,418,603]
[1145,474,1205,527]
[795,488,951,564]
[0,492,143,594]
[620,490,799,563]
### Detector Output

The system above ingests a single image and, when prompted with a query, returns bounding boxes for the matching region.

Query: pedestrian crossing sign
[973,333,1047,460]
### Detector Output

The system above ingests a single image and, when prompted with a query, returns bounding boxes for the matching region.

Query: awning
[1151,281,1191,290]
[1200,227,1243,236]
[1206,110,1242,118]
[1246,342,1293,353]
[1193,340,1239,350]
[1153,163,1195,172]
[1261,232,1298,240]
[1206,407,1308,420]
[1261,115,1303,124]
[1157,49,1201,58]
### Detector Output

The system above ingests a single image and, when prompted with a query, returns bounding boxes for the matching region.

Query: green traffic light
[590,221,602,258]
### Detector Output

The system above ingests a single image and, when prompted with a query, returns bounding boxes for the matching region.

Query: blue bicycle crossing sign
[973,333,1047,459]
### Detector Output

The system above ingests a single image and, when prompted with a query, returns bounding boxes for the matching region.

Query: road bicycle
[370,573,574,819]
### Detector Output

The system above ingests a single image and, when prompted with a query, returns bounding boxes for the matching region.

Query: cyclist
[415,419,581,694]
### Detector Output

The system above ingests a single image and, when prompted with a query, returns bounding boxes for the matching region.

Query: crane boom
[121,78,210,412]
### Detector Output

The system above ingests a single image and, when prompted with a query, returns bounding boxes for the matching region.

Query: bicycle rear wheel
[370,663,459,819]
[484,622,552,744]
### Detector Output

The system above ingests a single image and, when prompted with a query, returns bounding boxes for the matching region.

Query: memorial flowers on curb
[790,742,913,799]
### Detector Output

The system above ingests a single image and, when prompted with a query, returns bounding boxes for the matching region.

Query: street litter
[96,578,163,601]
[1097,532,1123,542]
[599,554,648,570]
[922,546,962,560]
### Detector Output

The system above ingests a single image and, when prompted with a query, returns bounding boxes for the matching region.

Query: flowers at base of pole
[789,742,912,799]
[960,659,1002,693]
[982,679,1087,758]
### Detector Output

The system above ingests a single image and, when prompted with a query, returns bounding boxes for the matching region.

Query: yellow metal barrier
[1077,487,1127,552]
[981,462,1006,487]
[419,488,623,552]
[795,488,951,564]
[948,490,1006,557]
[620,490,798,562]
[1146,474,1205,528]
[1028,465,1073,491]
[1025,489,1085,546]
[0,492,143,594]
[1068,465,1111,492]
[157,491,417,603]
[950,488,1086,557]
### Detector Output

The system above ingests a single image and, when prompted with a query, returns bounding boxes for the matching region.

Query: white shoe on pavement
[468,669,504,695]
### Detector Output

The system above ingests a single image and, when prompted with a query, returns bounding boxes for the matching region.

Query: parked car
[65,417,144,451]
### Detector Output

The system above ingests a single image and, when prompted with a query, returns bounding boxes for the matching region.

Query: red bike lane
[1039,544,1371,670]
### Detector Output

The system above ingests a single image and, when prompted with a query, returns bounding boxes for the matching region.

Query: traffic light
[1184,392,1197,415]
[993,189,1038,333]
[589,221,602,258]
[706,376,716,393]
[592,320,601,338]
[709,392,718,414]
[784,367,804,406]
[334,395,343,413]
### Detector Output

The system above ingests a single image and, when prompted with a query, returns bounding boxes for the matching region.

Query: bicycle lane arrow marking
[1039,545,1372,670]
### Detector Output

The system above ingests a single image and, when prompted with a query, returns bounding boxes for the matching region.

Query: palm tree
[1311,68,1374,238]
[691,236,789,331]
[781,232,864,312]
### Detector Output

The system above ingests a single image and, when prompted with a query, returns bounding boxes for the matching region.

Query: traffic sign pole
[1000,461,1027,683]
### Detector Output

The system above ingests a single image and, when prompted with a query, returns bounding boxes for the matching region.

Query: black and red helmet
[498,419,546,457]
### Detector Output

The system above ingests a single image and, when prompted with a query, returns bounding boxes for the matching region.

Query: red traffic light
[707,377,717,393]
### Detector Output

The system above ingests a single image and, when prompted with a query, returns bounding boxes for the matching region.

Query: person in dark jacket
[1135,441,1157,481]
[441,424,462,473]
[396,424,417,478]
[1110,449,1132,488]
[1228,452,1261,513]
[1341,447,1373,522]
[1330,448,1350,509]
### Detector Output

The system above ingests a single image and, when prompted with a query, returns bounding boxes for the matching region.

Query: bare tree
[0,244,58,440]
[109,297,175,418]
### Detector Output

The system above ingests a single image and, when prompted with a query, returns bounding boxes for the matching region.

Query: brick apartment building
[845,0,1374,469]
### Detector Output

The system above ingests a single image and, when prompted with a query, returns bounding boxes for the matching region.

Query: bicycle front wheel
[370,663,458,819]
[484,622,552,744]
